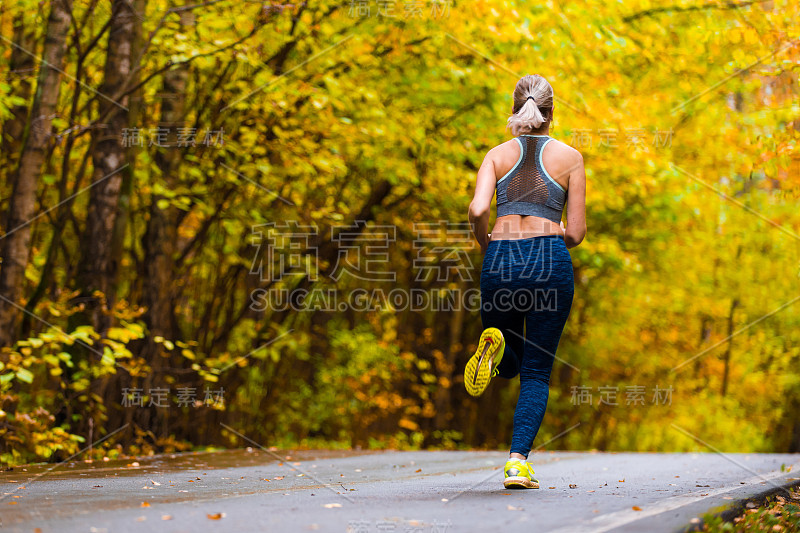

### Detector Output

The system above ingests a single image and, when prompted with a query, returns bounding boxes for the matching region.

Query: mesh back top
[496,134,567,223]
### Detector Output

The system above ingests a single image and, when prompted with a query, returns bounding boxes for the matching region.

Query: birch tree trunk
[76,0,135,335]
[0,0,72,350]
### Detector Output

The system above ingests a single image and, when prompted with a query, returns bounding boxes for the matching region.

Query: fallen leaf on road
[632,506,642,511]
[323,503,342,508]
[507,505,522,511]
[142,486,154,490]
[151,480,161,486]
[415,469,422,473]
[548,487,556,489]
[619,479,625,483]
[141,502,150,508]
[569,484,577,489]
[275,476,284,480]
[207,513,225,520]
[161,515,172,521]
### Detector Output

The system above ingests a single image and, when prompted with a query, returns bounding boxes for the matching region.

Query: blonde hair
[506,75,554,136]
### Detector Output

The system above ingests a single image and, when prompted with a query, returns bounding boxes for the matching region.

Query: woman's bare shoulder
[486,137,523,176]
[487,137,520,156]
[486,137,522,163]
[547,137,584,163]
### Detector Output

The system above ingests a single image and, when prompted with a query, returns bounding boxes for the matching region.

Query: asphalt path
[2,449,799,532]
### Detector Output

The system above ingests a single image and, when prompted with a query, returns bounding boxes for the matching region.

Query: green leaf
[15,368,34,384]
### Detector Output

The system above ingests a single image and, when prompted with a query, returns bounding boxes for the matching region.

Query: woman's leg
[479,241,525,379]
[479,302,524,379]
[509,262,574,458]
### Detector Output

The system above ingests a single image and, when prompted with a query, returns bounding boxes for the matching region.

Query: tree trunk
[111,0,148,299]
[434,280,466,428]
[720,298,739,397]
[77,0,135,335]
[1,13,36,175]
[142,6,192,349]
[0,0,72,350]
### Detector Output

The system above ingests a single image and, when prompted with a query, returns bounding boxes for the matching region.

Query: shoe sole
[503,476,539,489]
[464,328,504,397]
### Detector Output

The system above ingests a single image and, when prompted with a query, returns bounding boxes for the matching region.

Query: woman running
[464,74,586,489]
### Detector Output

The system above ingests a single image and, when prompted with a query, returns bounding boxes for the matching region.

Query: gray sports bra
[496,134,567,223]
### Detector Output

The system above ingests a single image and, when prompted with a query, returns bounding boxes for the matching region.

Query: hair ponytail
[506,75,554,136]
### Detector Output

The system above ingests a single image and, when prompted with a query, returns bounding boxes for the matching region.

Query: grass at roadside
[699,485,800,532]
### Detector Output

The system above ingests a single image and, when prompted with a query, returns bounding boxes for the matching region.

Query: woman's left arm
[468,150,497,253]
[564,150,587,249]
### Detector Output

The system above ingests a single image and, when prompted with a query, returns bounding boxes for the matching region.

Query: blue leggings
[480,235,574,458]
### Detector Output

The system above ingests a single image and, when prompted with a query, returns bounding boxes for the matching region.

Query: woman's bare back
[489,136,583,241]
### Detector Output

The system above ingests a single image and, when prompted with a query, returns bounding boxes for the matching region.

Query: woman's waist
[490,215,563,240]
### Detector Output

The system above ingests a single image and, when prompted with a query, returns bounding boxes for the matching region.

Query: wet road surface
[2,449,799,532]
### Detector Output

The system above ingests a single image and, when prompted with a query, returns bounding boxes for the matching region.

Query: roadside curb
[680,476,800,532]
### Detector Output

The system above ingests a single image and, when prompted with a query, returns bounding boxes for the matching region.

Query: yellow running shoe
[464,327,505,397]
[503,458,539,489]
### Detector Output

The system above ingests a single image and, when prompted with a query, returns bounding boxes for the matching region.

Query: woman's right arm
[564,151,586,249]
[468,150,497,254]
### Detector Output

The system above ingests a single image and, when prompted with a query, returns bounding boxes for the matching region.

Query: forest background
[0,0,799,466]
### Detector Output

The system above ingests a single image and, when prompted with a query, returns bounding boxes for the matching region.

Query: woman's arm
[564,151,587,249]
[468,150,497,253]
